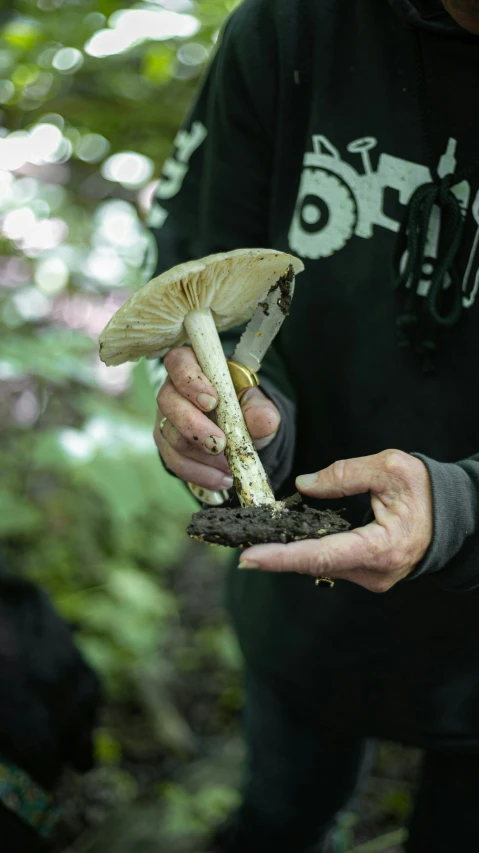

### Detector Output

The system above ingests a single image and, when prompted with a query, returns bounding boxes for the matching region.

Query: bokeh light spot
[86,247,126,286]
[12,286,52,321]
[0,80,15,104]
[59,429,95,463]
[76,133,110,163]
[101,151,154,188]
[84,9,199,58]
[177,42,208,66]
[52,47,84,73]
[35,256,69,295]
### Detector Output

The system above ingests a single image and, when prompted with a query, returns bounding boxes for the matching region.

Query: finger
[239,522,397,576]
[240,555,406,593]
[158,380,226,456]
[295,450,409,501]
[156,426,234,491]
[241,387,281,449]
[239,534,400,592]
[163,346,218,412]
[154,410,230,474]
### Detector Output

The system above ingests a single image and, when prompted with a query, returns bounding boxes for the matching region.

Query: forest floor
[51,544,421,853]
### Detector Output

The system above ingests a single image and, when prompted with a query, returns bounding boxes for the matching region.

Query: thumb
[241,387,281,449]
[296,453,394,499]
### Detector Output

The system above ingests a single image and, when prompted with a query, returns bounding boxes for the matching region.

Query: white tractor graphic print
[288,134,471,274]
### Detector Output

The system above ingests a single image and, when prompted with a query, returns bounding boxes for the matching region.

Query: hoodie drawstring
[392,30,479,369]
[393,174,465,321]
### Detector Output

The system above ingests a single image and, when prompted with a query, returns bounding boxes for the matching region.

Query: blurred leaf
[143,45,175,85]
[380,786,411,819]
[194,784,241,823]
[127,360,160,419]
[95,728,123,766]
[197,624,242,671]
[0,331,97,386]
[0,489,42,536]
[107,565,173,616]
[76,635,121,681]
[347,829,408,853]
[135,667,196,753]
[0,1,246,843]
[160,783,205,837]
[160,780,240,838]
[2,18,43,51]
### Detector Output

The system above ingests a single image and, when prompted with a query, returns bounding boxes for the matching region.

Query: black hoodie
[392,0,478,36]
[148,0,479,749]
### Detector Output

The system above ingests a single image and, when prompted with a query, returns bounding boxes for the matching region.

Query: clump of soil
[258,263,294,316]
[187,493,349,548]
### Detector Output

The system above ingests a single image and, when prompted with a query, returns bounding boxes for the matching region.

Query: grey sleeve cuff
[407,453,479,591]
[255,376,296,496]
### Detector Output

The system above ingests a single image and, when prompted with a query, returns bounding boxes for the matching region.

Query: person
[147,1,479,851]
[0,565,102,851]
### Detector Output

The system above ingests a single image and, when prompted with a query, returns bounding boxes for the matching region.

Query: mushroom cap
[99,248,304,366]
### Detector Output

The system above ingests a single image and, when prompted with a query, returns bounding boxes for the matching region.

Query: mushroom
[99,248,304,509]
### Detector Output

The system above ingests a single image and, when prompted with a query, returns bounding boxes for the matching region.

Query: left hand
[239,449,433,593]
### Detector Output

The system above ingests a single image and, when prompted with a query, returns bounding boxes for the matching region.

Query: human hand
[154,346,281,491]
[239,450,433,592]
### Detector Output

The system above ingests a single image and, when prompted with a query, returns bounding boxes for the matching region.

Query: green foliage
[346,829,408,853]
[160,781,241,838]
[94,729,123,766]
[379,786,411,820]
[0,0,235,656]
[0,489,43,535]
[0,0,242,844]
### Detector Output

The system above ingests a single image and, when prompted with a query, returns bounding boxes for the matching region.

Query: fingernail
[197,393,216,411]
[238,560,260,570]
[254,434,276,451]
[222,476,234,489]
[241,387,256,405]
[204,435,225,454]
[296,473,317,488]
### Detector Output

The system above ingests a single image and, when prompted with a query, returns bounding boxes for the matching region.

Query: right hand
[154,346,281,491]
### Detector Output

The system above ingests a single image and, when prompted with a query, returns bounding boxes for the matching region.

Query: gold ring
[159,415,168,433]
[315,577,335,588]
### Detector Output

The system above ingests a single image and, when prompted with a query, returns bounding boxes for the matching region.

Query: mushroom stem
[183,308,275,508]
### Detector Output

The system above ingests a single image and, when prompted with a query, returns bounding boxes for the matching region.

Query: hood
[389,0,479,38]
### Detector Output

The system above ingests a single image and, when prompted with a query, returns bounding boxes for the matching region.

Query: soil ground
[52,544,420,853]
[188,500,349,547]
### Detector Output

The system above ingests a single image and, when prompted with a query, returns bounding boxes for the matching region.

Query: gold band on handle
[226,360,259,399]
